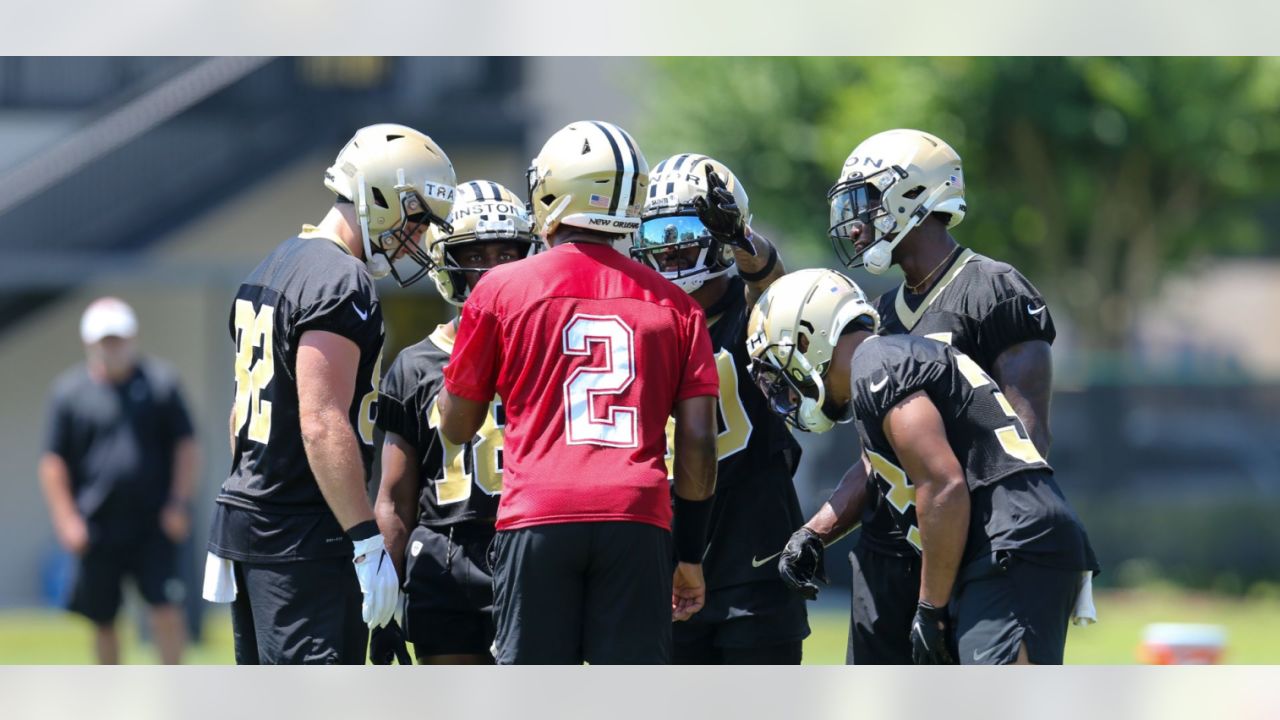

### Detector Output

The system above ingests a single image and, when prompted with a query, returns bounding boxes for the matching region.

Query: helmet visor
[632,215,720,276]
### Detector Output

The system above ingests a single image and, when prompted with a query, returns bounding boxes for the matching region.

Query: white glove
[352,533,399,629]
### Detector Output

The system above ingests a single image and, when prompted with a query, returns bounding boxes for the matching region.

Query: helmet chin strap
[863,182,953,276]
[357,172,391,279]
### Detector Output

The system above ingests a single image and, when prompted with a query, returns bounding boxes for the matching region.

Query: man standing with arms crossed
[438,121,720,664]
[203,124,456,664]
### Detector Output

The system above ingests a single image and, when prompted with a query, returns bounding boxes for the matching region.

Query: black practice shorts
[403,522,496,659]
[491,521,673,665]
[673,581,808,664]
[846,541,921,665]
[67,533,182,625]
[229,557,366,664]
[952,550,1082,665]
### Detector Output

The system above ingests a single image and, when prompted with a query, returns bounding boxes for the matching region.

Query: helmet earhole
[371,187,390,209]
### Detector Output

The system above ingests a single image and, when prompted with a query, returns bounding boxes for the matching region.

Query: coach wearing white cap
[39,297,201,664]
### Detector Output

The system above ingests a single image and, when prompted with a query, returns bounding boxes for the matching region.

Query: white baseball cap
[80,297,138,345]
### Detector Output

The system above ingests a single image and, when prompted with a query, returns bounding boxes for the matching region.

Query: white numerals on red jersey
[562,314,638,448]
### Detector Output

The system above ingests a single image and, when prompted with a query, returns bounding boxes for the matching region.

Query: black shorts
[67,533,182,625]
[846,541,920,665]
[228,557,366,664]
[673,581,808,663]
[403,522,496,659]
[491,521,673,665]
[952,551,1081,665]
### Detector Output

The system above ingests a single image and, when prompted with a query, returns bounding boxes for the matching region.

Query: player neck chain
[905,245,963,295]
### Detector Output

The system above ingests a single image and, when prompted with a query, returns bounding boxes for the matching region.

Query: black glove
[369,619,412,665]
[692,164,754,255]
[910,601,957,665]
[778,527,827,600]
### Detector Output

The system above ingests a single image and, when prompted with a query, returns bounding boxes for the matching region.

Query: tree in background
[637,57,1280,355]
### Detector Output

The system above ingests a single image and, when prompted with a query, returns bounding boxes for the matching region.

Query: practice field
[2,588,1277,664]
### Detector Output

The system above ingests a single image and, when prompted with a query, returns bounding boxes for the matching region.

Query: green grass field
[3,587,1277,664]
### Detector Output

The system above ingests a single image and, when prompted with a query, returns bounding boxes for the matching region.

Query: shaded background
[0,57,1277,662]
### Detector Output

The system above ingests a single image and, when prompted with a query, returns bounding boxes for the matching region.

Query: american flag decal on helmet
[589,193,611,208]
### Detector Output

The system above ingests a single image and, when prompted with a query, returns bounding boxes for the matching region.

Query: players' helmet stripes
[526,121,650,236]
[426,179,542,306]
[588,120,641,216]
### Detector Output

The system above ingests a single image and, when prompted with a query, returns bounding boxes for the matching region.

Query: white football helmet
[633,154,749,293]
[827,129,966,275]
[426,180,543,306]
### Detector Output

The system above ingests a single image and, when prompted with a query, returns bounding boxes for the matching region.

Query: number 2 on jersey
[562,314,638,448]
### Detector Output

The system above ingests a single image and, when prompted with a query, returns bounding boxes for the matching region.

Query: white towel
[1071,571,1097,626]
[202,552,238,603]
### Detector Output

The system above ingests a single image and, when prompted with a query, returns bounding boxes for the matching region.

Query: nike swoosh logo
[1027,304,1046,316]
[972,645,998,662]
[751,551,782,568]
[870,376,889,392]
[354,304,370,321]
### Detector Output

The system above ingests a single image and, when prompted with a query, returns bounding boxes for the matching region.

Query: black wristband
[346,519,380,542]
[738,243,778,282]
[673,495,714,563]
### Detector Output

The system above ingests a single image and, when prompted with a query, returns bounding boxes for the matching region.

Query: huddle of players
[207,118,1097,665]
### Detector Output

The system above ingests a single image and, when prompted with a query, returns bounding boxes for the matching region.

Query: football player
[750,269,1098,665]
[372,181,542,664]
[780,129,1061,665]
[203,124,456,664]
[437,121,720,664]
[633,155,808,664]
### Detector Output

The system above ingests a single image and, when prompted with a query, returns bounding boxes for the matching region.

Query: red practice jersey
[444,241,719,531]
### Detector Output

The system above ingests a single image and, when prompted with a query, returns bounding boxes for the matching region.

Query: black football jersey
[210,228,384,561]
[376,324,503,528]
[851,334,1059,564]
[860,248,1056,557]
[664,276,804,589]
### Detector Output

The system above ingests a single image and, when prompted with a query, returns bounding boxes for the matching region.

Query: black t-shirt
[209,230,385,562]
[860,249,1056,557]
[850,334,1095,571]
[45,358,194,543]
[375,324,502,529]
[664,276,804,589]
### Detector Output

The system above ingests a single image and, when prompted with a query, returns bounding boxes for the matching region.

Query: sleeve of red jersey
[675,306,720,401]
[442,299,503,404]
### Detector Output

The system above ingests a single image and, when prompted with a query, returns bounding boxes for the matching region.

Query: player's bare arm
[375,431,420,579]
[804,455,870,544]
[671,394,718,621]
[39,452,87,555]
[738,228,786,306]
[437,387,487,446]
[882,390,969,608]
[991,339,1054,458]
[297,329,376,531]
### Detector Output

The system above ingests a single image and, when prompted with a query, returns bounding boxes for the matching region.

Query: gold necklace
[905,246,962,295]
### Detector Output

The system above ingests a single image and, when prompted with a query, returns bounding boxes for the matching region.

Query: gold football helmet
[526,121,649,238]
[746,268,880,432]
[426,180,543,305]
[324,123,457,286]
[828,129,966,275]
[633,154,749,293]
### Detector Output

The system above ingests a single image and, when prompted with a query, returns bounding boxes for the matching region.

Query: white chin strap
[788,353,838,433]
[357,173,391,279]
[864,183,953,275]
